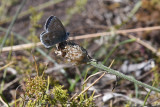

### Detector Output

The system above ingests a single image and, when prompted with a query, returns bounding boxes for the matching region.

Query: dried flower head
[55,41,92,65]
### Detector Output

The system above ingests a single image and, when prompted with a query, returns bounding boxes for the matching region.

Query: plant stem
[103,38,136,63]
[89,61,160,93]
[143,81,155,106]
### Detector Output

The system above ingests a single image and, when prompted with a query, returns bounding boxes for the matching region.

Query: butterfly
[40,16,69,48]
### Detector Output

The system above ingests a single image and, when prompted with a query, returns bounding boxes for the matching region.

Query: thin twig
[0,96,9,107]
[83,59,115,85]
[126,34,160,56]
[0,61,15,71]
[75,60,115,99]
[0,0,27,53]
[3,77,21,91]
[93,94,102,99]
[69,26,160,40]
[69,93,77,101]
[1,26,160,54]
[82,71,105,85]
[75,72,106,99]
[1,42,42,52]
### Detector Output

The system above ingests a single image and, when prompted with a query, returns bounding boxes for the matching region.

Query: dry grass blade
[75,60,115,99]
[83,59,115,85]
[75,72,106,100]
[82,71,105,85]
[69,93,77,101]
[31,52,39,76]
[0,96,9,107]
[0,61,14,71]
[126,34,160,56]
[93,94,102,99]
[3,77,21,91]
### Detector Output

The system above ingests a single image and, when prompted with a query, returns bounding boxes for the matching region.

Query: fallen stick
[2,26,160,55]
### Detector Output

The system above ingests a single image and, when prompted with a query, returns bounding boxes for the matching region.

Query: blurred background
[0,0,160,106]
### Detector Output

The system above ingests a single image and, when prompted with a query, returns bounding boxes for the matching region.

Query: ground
[0,0,160,106]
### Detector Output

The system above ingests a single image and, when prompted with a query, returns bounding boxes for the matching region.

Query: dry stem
[1,26,160,56]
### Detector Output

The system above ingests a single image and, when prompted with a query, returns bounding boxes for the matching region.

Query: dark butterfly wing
[40,16,69,48]
[40,31,51,48]
[44,16,54,30]
[40,31,69,48]
[45,16,66,33]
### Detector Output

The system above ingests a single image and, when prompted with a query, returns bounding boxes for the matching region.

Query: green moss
[23,74,96,107]
[52,85,69,106]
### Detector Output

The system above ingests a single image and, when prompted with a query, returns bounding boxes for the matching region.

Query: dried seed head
[55,41,92,65]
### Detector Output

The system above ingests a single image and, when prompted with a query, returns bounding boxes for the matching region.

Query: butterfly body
[40,16,69,48]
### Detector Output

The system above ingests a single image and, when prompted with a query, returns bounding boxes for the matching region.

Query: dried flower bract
[55,41,92,65]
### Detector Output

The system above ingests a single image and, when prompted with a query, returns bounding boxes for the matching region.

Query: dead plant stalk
[1,26,160,56]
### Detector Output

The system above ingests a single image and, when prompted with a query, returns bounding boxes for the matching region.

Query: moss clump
[25,75,48,106]
[51,85,69,106]
[24,76,69,106]
[23,75,96,107]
